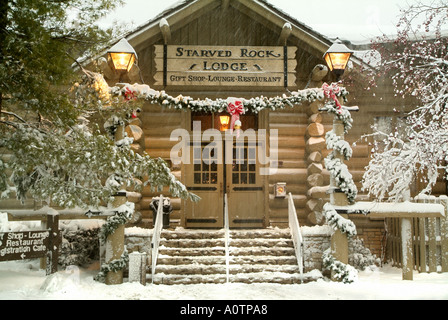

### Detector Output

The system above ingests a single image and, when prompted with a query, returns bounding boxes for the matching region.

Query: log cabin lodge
[3,0,447,261]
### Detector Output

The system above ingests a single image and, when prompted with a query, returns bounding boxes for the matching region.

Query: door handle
[226,184,230,194]
[219,182,223,193]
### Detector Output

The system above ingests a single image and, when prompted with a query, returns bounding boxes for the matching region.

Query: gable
[126,0,336,91]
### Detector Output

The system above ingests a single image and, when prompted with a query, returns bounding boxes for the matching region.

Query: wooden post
[129,252,147,285]
[440,196,448,272]
[330,118,349,280]
[105,191,127,285]
[45,213,60,275]
[105,123,127,285]
[401,217,413,280]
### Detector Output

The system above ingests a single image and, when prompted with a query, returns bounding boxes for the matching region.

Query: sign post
[0,213,60,275]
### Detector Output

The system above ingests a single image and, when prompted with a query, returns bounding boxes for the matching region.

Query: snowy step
[161,230,225,240]
[229,229,292,239]
[151,274,228,285]
[151,271,319,285]
[155,264,227,275]
[229,238,293,248]
[151,228,305,285]
[160,238,224,248]
[231,272,305,284]
[157,256,226,265]
[157,255,298,266]
[158,246,295,257]
[155,263,300,276]
[230,255,297,265]
[229,246,295,256]
[160,237,293,248]
[158,247,225,256]
[229,264,300,274]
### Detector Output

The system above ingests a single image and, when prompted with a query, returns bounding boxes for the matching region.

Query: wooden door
[184,142,224,228]
[226,139,265,228]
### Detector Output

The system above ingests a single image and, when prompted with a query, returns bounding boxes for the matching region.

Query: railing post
[224,194,230,283]
[401,217,413,280]
[151,195,164,284]
[440,196,448,272]
[129,251,147,285]
[288,192,304,281]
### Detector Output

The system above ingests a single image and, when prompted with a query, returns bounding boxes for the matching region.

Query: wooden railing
[151,194,165,283]
[386,195,448,273]
[288,192,304,281]
[224,193,230,283]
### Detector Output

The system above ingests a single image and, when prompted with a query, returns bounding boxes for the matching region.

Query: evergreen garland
[323,101,358,205]
[325,131,352,160]
[321,91,360,283]
[94,201,134,282]
[322,203,357,238]
[94,249,129,283]
[98,201,135,244]
[323,248,358,284]
[324,158,358,205]
[111,83,349,114]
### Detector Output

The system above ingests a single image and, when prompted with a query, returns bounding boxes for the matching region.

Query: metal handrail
[288,192,304,282]
[151,194,164,284]
[224,193,230,283]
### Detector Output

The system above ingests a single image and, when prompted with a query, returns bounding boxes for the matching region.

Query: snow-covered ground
[1,259,447,300]
[1,213,447,300]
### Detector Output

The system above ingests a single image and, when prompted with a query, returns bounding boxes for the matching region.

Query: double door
[184,138,265,228]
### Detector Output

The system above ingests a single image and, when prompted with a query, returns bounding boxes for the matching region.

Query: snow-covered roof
[78,0,374,71]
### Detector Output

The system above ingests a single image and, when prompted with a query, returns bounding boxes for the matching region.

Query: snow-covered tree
[0,1,197,209]
[362,1,448,201]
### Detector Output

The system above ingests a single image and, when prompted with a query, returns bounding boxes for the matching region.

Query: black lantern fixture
[107,38,137,75]
[323,38,353,80]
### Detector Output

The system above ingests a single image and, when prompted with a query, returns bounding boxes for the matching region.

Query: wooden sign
[0,230,50,260]
[0,214,60,275]
[155,45,297,88]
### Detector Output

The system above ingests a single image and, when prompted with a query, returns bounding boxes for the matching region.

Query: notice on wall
[154,45,297,88]
[0,231,49,261]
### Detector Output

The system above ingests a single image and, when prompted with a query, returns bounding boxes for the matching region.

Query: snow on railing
[151,194,164,284]
[288,192,304,281]
[224,193,230,283]
[387,194,448,273]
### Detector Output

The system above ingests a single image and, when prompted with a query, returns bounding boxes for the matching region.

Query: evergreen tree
[0,0,197,209]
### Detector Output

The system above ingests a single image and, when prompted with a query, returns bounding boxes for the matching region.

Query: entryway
[183,112,265,228]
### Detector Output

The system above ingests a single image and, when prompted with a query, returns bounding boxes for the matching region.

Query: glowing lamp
[219,115,230,131]
[323,39,353,79]
[107,38,137,73]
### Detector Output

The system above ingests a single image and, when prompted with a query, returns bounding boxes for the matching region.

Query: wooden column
[105,124,127,285]
[305,66,328,225]
[330,118,349,280]
[105,192,127,285]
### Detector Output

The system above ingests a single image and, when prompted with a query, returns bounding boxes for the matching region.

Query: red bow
[227,100,244,131]
[322,83,342,111]
[124,87,137,102]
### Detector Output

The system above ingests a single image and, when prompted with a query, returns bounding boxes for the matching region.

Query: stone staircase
[151,228,316,285]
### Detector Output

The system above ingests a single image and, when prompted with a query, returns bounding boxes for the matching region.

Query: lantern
[107,38,137,73]
[323,39,353,79]
[219,115,231,131]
